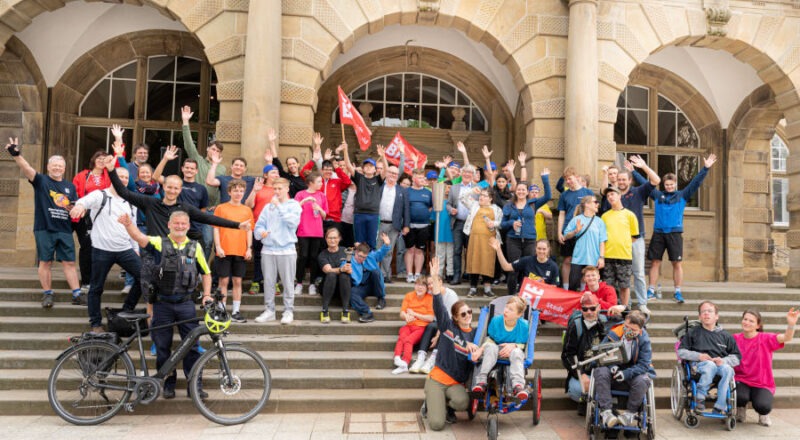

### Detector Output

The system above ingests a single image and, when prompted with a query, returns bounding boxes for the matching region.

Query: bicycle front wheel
[189,345,271,425]
[47,341,135,425]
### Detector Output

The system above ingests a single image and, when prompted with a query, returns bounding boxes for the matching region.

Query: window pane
[174,83,200,122]
[113,62,137,80]
[456,90,470,107]
[658,111,676,146]
[367,78,384,101]
[110,80,136,119]
[81,79,110,117]
[422,77,438,104]
[627,86,648,110]
[146,82,174,121]
[439,106,455,129]
[404,74,420,103]
[773,178,788,224]
[365,102,384,125]
[420,106,437,128]
[626,110,648,145]
[471,108,486,131]
[175,57,201,83]
[676,114,699,148]
[440,82,456,105]
[617,91,626,108]
[658,95,676,111]
[614,109,625,144]
[403,103,420,124]
[385,75,402,102]
[381,103,402,127]
[657,154,675,181]
[77,126,109,172]
[148,56,175,81]
[351,85,366,101]
[209,85,219,123]
[677,155,699,207]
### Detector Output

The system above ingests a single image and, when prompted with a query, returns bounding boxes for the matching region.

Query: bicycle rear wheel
[47,341,134,425]
[189,345,271,425]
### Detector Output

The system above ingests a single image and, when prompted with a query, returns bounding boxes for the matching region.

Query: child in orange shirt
[214,179,254,323]
[393,275,435,374]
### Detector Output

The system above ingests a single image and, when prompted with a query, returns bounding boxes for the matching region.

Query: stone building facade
[0,0,799,285]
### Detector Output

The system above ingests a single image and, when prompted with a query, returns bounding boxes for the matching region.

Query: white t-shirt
[77,189,138,252]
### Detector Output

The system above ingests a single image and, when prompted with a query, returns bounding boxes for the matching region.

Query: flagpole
[341,123,346,145]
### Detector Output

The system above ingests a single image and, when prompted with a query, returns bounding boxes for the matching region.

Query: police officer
[120,210,211,399]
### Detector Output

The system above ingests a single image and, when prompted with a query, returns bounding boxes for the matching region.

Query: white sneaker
[393,355,405,368]
[280,311,294,325]
[254,310,276,323]
[392,364,409,375]
[638,304,652,316]
[601,409,619,428]
[294,283,303,294]
[121,285,132,295]
[421,354,437,374]
[80,284,90,294]
[736,407,746,423]
[758,414,771,426]
[409,356,426,373]
[407,274,415,283]
[617,411,637,427]
[308,284,318,295]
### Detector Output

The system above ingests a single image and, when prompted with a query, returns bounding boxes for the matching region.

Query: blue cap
[447,161,460,169]
[485,161,497,171]
[362,158,376,167]
[426,171,438,179]
[262,164,276,174]
[529,184,540,192]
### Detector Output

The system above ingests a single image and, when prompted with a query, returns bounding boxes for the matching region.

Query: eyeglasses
[459,310,473,318]
[582,306,598,312]
[592,200,599,204]
[700,309,716,315]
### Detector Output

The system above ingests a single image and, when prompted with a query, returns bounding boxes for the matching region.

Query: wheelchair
[669,317,737,431]
[580,341,656,440]
[469,296,542,440]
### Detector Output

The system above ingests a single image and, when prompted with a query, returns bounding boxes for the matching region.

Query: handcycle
[47,292,271,426]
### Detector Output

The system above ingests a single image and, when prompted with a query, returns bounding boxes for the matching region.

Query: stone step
[3,386,800,416]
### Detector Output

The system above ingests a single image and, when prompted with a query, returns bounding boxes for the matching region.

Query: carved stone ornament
[418,0,440,24]
[704,0,732,37]
[358,101,373,126]
[451,107,467,131]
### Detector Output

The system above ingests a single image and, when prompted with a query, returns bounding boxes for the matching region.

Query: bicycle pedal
[124,403,136,413]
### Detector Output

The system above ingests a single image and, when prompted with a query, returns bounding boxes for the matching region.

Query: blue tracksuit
[650,167,709,233]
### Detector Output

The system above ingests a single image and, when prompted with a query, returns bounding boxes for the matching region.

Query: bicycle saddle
[117,311,151,321]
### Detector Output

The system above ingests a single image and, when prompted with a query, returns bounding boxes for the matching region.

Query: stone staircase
[1,269,799,416]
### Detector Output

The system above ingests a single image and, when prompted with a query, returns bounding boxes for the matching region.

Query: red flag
[338,86,372,151]
[384,132,428,174]
[517,277,582,326]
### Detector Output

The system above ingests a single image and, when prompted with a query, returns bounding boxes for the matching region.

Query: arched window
[771,133,788,172]
[614,85,703,208]
[333,73,487,131]
[771,133,789,226]
[76,55,218,175]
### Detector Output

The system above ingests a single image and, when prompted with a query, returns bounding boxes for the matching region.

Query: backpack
[565,308,608,341]
[141,237,200,302]
[93,189,135,223]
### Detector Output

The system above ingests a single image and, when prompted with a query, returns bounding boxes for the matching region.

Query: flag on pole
[385,132,427,174]
[517,277,582,326]
[338,86,372,151]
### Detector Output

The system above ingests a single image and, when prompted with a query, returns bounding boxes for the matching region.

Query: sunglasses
[459,309,473,318]
[582,306,598,312]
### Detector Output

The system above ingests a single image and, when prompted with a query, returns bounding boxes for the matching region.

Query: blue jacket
[650,167,709,233]
[384,183,410,231]
[603,324,655,380]
[501,175,551,240]
[350,244,390,286]
[254,199,302,253]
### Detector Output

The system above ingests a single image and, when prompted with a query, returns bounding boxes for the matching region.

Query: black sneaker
[231,312,247,323]
[358,313,376,323]
[41,294,54,309]
[189,389,209,399]
[376,298,386,310]
[163,389,176,400]
[445,407,457,424]
[72,294,87,306]
[577,396,587,416]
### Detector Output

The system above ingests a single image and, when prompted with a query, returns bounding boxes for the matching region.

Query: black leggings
[73,218,92,286]
[418,322,439,352]
[321,272,351,312]
[736,382,774,415]
[296,237,323,283]
[505,236,535,294]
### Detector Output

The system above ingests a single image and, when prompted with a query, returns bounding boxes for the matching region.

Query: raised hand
[629,154,646,169]
[103,155,116,171]
[312,132,324,147]
[5,137,20,156]
[336,141,347,153]
[209,148,222,165]
[164,145,179,162]
[111,139,125,157]
[602,165,609,174]
[376,144,385,157]
[429,256,440,278]
[488,237,501,251]
[434,159,446,169]
[324,148,333,161]
[267,127,277,143]
[541,167,550,176]
[506,159,516,172]
[110,124,124,140]
[181,105,194,123]
[253,177,264,192]
[624,160,634,172]
[380,232,390,245]
[456,141,467,154]
[787,307,800,326]
[481,145,492,159]
[442,155,453,166]
[517,150,527,164]
[704,153,717,168]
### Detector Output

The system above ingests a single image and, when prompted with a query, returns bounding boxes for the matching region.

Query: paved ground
[7,408,800,439]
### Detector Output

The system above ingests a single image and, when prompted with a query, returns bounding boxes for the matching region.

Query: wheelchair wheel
[467,397,477,421]
[670,364,686,420]
[487,414,498,440]
[585,373,597,436]
[684,414,699,429]
[531,368,542,426]
[725,416,736,431]
[645,381,656,440]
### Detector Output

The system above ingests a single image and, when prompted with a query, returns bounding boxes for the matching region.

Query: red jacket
[321,168,352,222]
[73,169,111,198]
[582,282,618,310]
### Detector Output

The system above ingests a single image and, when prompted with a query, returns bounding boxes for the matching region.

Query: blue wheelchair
[469,296,542,440]
[670,317,737,431]
[579,340,657,440]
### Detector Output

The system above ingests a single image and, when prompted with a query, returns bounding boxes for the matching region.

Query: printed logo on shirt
[49,190,71,209]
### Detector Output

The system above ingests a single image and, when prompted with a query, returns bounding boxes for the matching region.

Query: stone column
[240,0,281,170]
[564,0,599,178]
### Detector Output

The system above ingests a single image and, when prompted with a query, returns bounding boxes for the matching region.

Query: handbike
[47,292,270,425]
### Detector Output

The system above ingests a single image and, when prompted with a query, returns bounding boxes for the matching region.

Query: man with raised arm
[341,141,389,250]
[6,137,81,308]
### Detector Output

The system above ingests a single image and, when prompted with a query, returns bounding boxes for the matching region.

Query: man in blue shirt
[405,169,433,282]
[557,167,594,289]
[350,233,391,323]
[648,154,717,303]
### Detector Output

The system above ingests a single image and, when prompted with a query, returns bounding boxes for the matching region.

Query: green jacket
[182,125,226,207]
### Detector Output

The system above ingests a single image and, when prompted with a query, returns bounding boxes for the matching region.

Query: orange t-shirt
[430,366,460,386]
[253,186,276,220]
[401,291,434,327]
[214,202,254,257]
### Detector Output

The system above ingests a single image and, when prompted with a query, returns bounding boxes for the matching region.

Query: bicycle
[47,292,271,426]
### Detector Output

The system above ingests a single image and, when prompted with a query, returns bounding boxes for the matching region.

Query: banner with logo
[384,132,427,174]
[338,86,372,151]
[517,278,582,326]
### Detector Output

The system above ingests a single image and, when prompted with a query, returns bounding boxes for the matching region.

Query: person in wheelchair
[594,311,654,428]
[562,292,608,415]
[471,295,530,401]
[677,301,741,414]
